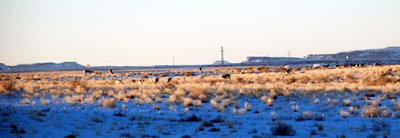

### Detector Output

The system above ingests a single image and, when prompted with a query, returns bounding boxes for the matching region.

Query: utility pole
[75,57,77,71]
[172,56,175,69]
[221,46,224,66]
[288,50,291,65]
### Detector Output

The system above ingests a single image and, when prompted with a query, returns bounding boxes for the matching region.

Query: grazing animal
[155,77,159,84]
[139,79,145,84]
[167,78,172,83]
[84,70,94,74]
[284,68,291,74]
[108,69,114,74]
[283,65,292,74]
[222,73,231,79]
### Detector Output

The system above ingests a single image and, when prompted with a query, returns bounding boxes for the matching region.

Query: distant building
[244,56,303,64]
[306,54,336,60]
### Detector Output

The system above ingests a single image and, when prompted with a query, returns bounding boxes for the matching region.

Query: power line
[79,51,218,63]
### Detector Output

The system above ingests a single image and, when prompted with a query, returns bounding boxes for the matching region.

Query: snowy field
[1,91,400,138]
[1,65,400,138]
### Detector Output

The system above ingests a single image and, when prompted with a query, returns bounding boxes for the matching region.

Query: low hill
[7,62,86,71]
[307,47,400,60]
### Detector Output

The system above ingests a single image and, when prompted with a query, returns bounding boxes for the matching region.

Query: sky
[0,0,399,66]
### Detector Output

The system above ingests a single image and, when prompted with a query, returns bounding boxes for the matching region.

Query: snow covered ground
[1,91,399,138]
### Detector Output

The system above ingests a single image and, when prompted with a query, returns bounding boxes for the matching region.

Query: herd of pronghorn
[82,63,383,84]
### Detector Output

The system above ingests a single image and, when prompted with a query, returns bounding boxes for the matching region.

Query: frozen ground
[1,91,400,138]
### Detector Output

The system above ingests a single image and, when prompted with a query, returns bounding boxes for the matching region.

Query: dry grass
[340,110,350,118]
[0,81,18,94]
[0,65,399,113]
[101,98,116,109]
[362,106,379,118]
[183,97,193,107]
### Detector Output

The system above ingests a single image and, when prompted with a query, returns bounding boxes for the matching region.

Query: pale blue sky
[1,0,399,66]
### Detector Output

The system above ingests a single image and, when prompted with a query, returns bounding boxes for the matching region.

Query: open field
[1,65,400,137]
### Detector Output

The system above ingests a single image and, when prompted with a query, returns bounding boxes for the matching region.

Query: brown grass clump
[342,99,352,106]
[192,99,202,107]
[261,96,274,106]
[362,106,379,118]
[92,90,103,99]
[340,110,350,118]
[189,87,206,101]
[101,98,116,109]
[393,101,400,111]
[2,65,400,110]
[0,81,17,94]
[244,102,252,111]
[84,96,94,104]
[21,98,33,105]
[183,97,193,106]
[210,99,224,112]
[168,95,178,103]
[40,98,49,105]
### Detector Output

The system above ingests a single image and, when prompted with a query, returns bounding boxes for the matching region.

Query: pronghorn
[108,69,114,74]
[155,77,159,84]
[84,70,94,74]
[222,73,231,79]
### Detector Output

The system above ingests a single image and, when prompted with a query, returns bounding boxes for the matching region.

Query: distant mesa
[243,46,400,65]
[1,46,399,72]
[2,62,86,71]
[306,46,400,60]
[0,63,8,70]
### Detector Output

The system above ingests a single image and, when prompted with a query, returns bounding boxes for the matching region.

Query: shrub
[0,81,17,93]
[291,105,299,112]
[372,120,391,132]
[101,98,116,109]
[314,113,325,121]
[343,99,352,106]
[168,95,178,103]
[316,123,324,131]
[84,96,94,104]
[261,96,273,106]
[192,100,202,107]
[362,106,379,118]
[340,110,350,118]
[91,116,103,123]
[295,111,313,121]
[244,102,252,111]
[10,124,26,134]
[270,111,279,121]
[21,98,33,105]
[209,127,220,132]
[393,101,400,111]
[183,98,193,107]
[271,121,296,136]
[210,99,224,112]
[310,129,317,135]
[379,107,392,117]
[179,115,202,122]
[40,98,49,105]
